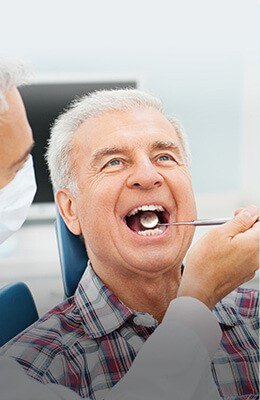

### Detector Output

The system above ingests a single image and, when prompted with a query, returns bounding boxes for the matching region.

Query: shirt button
[133,314,155,327]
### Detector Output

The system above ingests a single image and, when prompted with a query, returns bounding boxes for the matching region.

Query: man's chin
[123,250,183,275]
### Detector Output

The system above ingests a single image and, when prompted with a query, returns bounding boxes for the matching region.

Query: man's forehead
[78,107,172,129]
[73,108,179,152]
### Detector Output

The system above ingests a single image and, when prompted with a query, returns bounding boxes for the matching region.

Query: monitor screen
[19,79,137,218]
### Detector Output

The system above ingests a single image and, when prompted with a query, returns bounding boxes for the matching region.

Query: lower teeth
[137,228,164,236]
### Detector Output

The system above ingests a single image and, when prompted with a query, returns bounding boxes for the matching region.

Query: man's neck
[92,262,182,323]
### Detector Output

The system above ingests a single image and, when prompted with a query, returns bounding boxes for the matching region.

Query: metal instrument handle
[158,217,232,227]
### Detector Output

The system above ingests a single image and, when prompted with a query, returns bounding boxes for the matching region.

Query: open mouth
[124,204,170,237]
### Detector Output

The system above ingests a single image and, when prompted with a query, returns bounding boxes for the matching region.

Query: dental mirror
[140,213,159,229]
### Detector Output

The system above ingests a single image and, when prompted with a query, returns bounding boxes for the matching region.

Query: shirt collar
[75,262,134,338]
[75,262,244,332]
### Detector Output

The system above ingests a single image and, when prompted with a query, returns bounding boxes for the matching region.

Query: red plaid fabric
[1,264,259,400]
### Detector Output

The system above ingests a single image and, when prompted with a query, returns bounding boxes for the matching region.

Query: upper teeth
[127,204,165,217]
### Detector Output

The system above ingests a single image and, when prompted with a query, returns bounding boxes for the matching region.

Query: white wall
[1,0,259,202]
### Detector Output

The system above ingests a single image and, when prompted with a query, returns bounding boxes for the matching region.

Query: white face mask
[0,155,37,245]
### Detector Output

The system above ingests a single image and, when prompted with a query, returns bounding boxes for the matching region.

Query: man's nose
[126,158,164,190]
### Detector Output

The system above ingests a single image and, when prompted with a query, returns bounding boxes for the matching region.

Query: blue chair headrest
[0,282,39,346]
[55,211,88,298]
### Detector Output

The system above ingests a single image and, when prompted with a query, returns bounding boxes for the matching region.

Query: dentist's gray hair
[46,89,191,194]
[0,59,31,112]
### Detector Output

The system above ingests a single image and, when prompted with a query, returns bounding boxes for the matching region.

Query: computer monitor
[19,75,138,220]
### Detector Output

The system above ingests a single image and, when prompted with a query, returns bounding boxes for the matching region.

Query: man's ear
[55,189,82,236]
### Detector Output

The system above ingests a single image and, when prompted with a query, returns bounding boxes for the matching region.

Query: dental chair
[0,282,39,347]
[55,211,88,298]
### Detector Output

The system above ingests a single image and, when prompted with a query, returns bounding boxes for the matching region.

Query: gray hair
[46,89,191,194]
[0,59,31,112]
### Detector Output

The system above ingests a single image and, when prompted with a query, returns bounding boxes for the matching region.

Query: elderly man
[1,89,259,400]
[0,60,226,400]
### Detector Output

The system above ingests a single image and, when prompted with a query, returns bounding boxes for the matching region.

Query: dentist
[0,59,224,400]
[0,62,36,244]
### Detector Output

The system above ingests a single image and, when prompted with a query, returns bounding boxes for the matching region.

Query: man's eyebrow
[91,146,129,165]
[90,141,182,166]
[150,140,181,153]
[10,142,35,168]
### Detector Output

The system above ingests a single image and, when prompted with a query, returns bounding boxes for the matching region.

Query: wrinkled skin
[0,87,34,189]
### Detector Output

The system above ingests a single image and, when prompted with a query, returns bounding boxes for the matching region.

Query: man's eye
[103,159,123,169]
[157,154,174,162]
[108,159,121,166]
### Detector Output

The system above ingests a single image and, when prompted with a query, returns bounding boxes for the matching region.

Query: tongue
[127,211,158,232]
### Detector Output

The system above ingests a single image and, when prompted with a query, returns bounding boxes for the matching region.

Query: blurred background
[0,0,259,315]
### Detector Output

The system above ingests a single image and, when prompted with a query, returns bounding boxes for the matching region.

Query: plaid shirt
[1,264,259,400]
